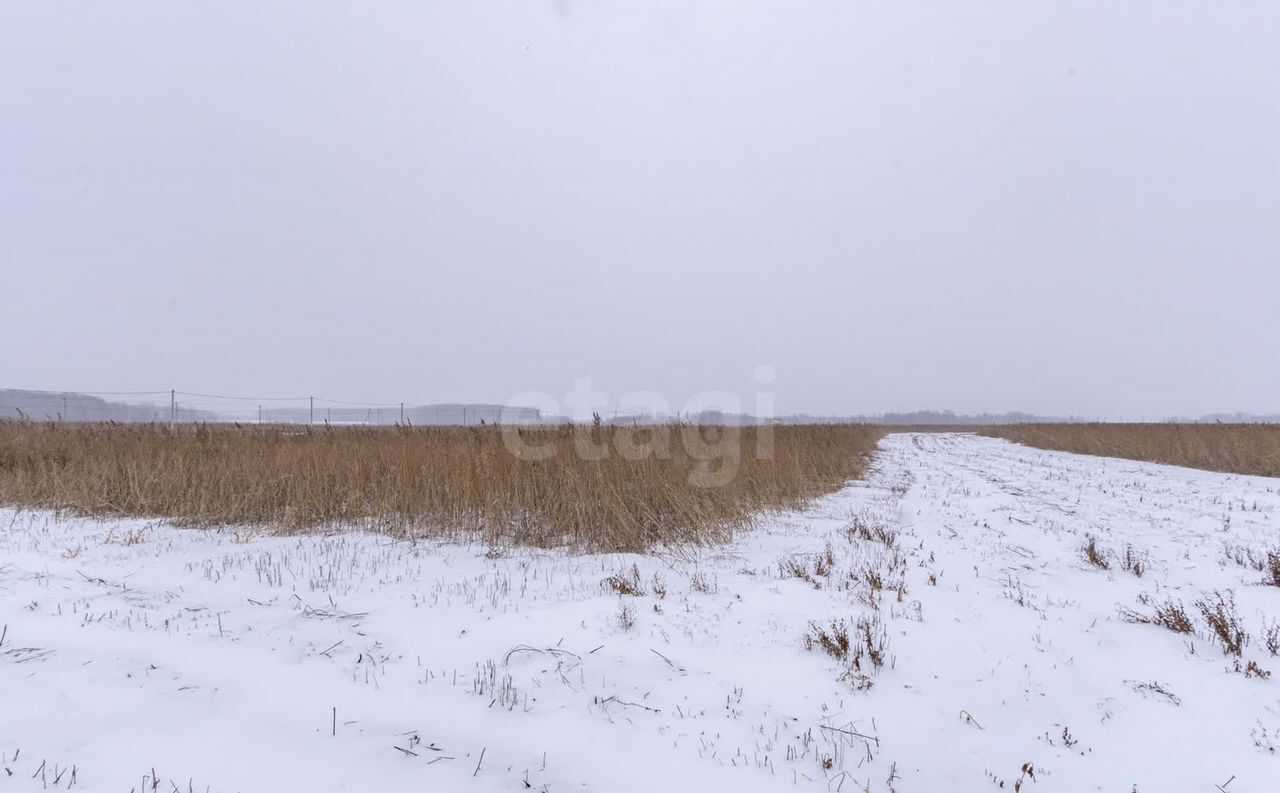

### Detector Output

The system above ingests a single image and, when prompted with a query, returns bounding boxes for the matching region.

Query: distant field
[981,423,1280,477]
[0,422,884,551]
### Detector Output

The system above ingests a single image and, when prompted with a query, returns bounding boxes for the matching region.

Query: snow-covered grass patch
[4,433,1280,791]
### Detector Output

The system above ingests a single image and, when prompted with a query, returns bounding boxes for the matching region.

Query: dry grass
[1195,590,1248,656]
[847,515,898,547]
[806,614,889,692]
[1119,599,1195,634]
[1081,535,1110,570]
[779,555,819,587]
[980,423,1280,478]
[0,421,883,552]
[804,619,851,661]
[1120,545,1147,578]
[603,565,645,596]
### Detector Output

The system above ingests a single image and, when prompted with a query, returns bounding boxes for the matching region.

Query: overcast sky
[2,1,1277,419]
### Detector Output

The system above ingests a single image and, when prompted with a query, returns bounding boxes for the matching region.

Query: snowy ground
[3,433,1280,792]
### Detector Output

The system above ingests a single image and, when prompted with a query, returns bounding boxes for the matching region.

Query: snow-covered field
[3,433,1279,792]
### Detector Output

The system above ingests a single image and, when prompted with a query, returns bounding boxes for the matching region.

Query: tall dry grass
[981,423,1280,478]
[0,422,884,551]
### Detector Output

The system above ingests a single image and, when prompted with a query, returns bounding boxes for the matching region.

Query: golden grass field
[980,423,1280,478]
[0,422,885,551]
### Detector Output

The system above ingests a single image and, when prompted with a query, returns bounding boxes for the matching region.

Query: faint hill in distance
[0,389,212,422]
[0,389,539,425]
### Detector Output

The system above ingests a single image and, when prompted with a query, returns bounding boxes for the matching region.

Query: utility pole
[400,402,404,424]
[170,390,176,430]
[258,405,262,424]
[309,396,314,425]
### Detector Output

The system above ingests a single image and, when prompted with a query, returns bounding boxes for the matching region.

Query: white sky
[2,1,1277,419]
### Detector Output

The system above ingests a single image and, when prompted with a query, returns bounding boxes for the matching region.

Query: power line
[3,387,510,411]
[174,390,310,402]
[313,396,400,408]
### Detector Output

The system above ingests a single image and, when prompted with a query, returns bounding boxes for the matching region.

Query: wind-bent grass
[0,422,884,552]
[981,424,1280,478]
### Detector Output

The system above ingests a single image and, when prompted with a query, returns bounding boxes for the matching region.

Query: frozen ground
[3,433,1279,792]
